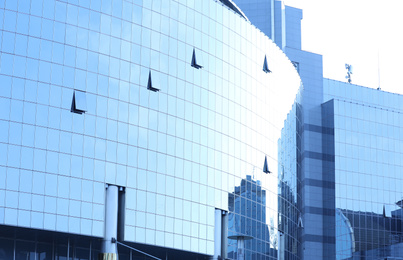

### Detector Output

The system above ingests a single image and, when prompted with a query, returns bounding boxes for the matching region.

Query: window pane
[16,240,35,260]
[74,90,87,112]
[37,243,53,260]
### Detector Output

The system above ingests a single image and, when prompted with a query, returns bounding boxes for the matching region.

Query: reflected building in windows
[0,0,302,259]
[233,0,403,259]
[277,102,302,260]
[322,80,403,260]
[6,0,403,258]
[337,207,403,259]
[227,175,277,259]
[232,1,325,258]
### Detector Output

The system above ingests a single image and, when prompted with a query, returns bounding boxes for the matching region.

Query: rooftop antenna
[377,50,381,90]
[345,64,353,84]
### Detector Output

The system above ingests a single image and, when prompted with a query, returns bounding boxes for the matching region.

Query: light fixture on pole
[228,235,253,260]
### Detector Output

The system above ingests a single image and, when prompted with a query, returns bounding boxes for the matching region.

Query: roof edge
[219,0,249,21]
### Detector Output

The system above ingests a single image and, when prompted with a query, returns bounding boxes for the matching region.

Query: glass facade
[212,1,403,259]
[0,230,103,260]
[233,2,326,258]
[277,101,302,260]
[324,79,403,259]
[0,0,302,259]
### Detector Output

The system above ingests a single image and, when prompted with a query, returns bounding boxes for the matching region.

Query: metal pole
[237,238,245,260]
[221,211,228,258]
[214,209,222,259]
[100,184,119,260]
[116,241,161,260]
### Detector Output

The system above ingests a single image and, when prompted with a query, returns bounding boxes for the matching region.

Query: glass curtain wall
[0,0,301,259]
[324,80,403,259]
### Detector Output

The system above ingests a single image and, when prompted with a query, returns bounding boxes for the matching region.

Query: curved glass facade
[0,0,301,258]
[278,100,302,260]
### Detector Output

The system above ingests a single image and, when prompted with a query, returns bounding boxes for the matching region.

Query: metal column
[100,184,119,260]
[213,209,222,260]
[228,235,253,260]
[237,238,245,260]
[210,209,229,260]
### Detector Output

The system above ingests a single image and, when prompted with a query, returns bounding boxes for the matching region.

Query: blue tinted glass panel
[74,90,87,112]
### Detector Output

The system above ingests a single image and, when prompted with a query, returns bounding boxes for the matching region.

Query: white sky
[284,0,403,94]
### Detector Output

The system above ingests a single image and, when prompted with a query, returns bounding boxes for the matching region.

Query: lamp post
[228,235,253,260]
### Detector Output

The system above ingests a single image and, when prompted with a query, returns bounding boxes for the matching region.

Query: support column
[221,211,228,258]
[213,209,222,260]
[237,238,245,260]
[210,209,229,260]
[99,184,119,260]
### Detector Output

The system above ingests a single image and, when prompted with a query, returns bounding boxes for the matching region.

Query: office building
[0,0,302,259]
[234,1,321,258]
[323,80,403,259]
[3,0,401,258]
[235,0,403,259]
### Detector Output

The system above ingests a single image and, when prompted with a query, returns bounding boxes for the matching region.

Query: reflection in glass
[0,238,14,259]
[1,0,303,258]
[228,175,275,259]
[16,241,35,260]
[71,90,87,114]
